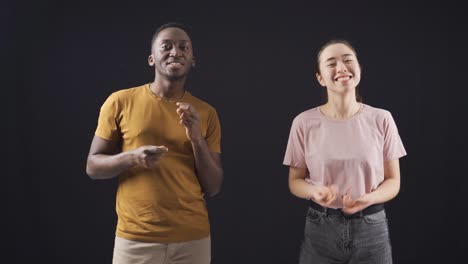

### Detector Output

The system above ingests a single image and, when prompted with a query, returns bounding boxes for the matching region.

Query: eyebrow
[159,39,191,44]
[324,54,354,62]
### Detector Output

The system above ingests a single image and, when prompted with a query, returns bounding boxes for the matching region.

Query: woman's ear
[316,73,326,87]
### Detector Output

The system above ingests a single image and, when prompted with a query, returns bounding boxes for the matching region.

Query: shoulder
[186,92,217,114]
[293,107,321,124]
[359,104,400,134]
[360,103,393,121]
[289,107,322,131]
[110,84,147,102]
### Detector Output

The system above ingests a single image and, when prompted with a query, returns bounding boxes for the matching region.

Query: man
[86,23,223,264]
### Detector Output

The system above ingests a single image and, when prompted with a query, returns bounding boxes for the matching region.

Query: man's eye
[327,63,336,67]
[344,59,353,63]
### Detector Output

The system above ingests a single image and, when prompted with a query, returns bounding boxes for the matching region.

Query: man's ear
[148,54,155,66]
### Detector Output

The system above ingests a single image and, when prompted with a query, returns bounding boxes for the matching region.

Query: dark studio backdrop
[5,1,465,263]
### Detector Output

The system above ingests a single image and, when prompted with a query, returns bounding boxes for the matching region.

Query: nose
[169,46,182,57]
[336,60,348,73]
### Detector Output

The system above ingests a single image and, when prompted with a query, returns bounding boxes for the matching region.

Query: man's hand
[176,102,203,142]
[131,145,168,168]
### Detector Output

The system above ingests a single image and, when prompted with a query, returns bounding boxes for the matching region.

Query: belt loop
[323,207,328,215]
[359,211,363,218]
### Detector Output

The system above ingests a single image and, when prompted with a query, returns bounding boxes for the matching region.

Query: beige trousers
[112,236,211,264]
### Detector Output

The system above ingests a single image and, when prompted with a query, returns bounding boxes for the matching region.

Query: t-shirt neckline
[317,103,364,123]
[145,83,189,103]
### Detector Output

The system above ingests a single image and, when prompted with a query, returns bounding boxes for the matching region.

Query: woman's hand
[310,184,339,207]
[342,193,374,215]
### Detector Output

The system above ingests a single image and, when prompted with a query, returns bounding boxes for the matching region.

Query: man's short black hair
[151,22,190,50]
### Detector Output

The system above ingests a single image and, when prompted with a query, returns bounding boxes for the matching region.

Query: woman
[283,40,406,264]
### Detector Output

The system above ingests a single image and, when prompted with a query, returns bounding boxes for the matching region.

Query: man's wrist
[190,136,205,146]
[122,150,138,167]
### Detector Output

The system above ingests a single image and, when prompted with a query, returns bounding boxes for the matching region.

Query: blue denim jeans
[299,206,392,264]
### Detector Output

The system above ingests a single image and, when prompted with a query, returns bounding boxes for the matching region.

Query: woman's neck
[321,95,361,120]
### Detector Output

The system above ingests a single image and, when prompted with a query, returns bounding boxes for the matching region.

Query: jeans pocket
[306,208,324,223]
[363,210,387,224]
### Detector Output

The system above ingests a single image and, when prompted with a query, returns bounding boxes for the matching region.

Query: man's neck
[150,77,186,101]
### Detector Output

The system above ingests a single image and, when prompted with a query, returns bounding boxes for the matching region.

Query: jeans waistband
[309,200,384,218]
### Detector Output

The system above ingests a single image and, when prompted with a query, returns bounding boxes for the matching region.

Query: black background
[5,1,465,263]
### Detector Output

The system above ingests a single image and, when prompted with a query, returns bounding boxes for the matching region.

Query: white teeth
[336,76,351,81]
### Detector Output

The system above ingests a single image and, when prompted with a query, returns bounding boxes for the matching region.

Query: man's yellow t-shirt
[95,83,221,243]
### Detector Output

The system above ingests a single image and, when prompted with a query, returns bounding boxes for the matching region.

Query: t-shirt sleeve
[95,93,122,142]
[383,112,407,160]
[283,117,307,168]
[205,108,221,153]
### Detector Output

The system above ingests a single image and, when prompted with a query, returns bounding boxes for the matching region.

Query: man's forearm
[191,139,223,197]
[86,151,135,180]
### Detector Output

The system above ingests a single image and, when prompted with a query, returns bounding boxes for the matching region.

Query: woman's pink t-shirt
[283,104,407,208]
